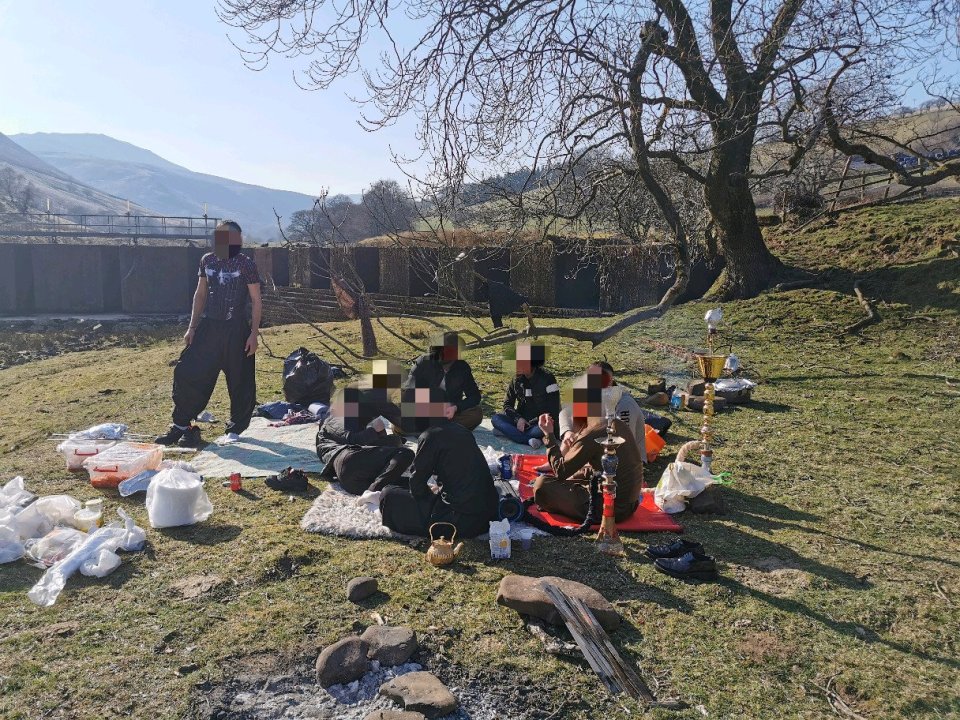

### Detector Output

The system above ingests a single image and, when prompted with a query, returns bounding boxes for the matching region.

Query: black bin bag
[283,347,333,405]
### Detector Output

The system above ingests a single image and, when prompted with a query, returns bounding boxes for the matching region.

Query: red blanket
[513,454,682,533]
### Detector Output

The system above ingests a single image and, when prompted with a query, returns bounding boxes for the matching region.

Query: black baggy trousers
[172,318,255,434]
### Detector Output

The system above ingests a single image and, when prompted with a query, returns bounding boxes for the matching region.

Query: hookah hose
[520,471,602,536]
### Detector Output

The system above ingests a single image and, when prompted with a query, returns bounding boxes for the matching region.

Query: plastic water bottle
[670,388,683,410]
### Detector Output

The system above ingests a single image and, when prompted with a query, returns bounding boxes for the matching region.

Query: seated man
[380,387,498,538]
[558,361,646,462]
[490,342,560,449]
[533,372,644,523]
[403,331,483,430]
[316,384,414,496]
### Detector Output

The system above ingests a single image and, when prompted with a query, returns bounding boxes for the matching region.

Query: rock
[315,636,370,687]
[360,625,418,666]
[363,711,427,720]
[379,671,458,719]
[496,575,620,631]
[347,576,379,603]
[690,485,726,514]
[685,395,727,413]
[686,379,706,396]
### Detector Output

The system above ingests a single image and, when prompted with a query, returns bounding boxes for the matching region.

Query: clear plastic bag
[0,476,35,511]
[71,423,128,441]
[11,495,82,540]
[23,527,89,568]
[0,525,24,564]
[27,526,126,607]
[116,508,146,551]
[145,467,213,529]
[79,548,122,577]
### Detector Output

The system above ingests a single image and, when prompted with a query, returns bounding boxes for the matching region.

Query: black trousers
[330,445,415,495]
[172,318,255,434]
[379,487,491,539]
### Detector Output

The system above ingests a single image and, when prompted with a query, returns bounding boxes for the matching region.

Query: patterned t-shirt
[198,252,261,321]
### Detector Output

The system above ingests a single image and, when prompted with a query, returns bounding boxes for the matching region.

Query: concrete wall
[119,246,205,314]
[30,245,118,313]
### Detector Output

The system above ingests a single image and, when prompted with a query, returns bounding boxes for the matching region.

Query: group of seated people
[314,332,651,538]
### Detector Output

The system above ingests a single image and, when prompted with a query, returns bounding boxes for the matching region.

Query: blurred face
[588,364,614,389]
[570,371,604,422]
[514,343,532,377]
[213,227,242,259]
[430,333,461,364]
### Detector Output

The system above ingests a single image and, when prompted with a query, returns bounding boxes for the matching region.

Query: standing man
[156,220,261,447]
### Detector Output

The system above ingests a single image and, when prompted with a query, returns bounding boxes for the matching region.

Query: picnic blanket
[189,417,323,478]
[514,454,683,533]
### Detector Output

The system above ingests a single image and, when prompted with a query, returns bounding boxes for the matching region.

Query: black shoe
[177,425,203,449]
[654,552,718,581]
[155,425,186,446]
[265,467,309,492]
[645,538,704,559]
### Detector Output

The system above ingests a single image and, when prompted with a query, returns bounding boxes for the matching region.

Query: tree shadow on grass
[733,399,793,414]
[720,577,960,672]
[158,523,243,545]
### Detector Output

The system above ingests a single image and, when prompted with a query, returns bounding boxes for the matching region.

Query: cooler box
[56,437,117,471]
[82,442,164,489]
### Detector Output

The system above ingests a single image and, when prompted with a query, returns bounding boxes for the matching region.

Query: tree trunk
[704,135,784,300]
[358,295,378,356]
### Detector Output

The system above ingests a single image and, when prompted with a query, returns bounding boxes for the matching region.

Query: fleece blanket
[514,454,683,533]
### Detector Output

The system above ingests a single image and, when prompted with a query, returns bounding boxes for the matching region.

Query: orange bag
[645,424,666,463]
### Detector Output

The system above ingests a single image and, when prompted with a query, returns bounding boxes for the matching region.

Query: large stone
[379,671,458,719]
[496,575,620,632]
[690,485,726,514]
[315,636,370,687]
[360,625,418,666]
[363,711,426,720]
[347,576,379,603]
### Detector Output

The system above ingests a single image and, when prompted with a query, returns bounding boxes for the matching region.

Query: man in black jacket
[316,386,414,495]
[380,387,498,538]
[490,342,560,449]
[403,332,483,430]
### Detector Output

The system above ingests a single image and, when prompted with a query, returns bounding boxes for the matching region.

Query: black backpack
[282,348,333,405]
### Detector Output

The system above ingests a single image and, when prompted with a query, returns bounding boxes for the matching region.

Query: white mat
[301,481,549,541]
[189,417,322,478]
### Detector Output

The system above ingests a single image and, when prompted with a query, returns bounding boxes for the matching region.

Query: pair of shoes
[155,425,202,449]
[266,467,309,491]
[645,538,704,559]
[528,438,543,450]
[215,432,241,446]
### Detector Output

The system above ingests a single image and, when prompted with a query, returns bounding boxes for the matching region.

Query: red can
[229,472,242,492]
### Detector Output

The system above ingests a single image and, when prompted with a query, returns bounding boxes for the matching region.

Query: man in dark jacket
[490,342,560,448]
[316,386,414,495]
[403,332,483,430]
[380,387,498,538]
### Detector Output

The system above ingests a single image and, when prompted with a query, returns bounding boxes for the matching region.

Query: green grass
[1,200,959,719]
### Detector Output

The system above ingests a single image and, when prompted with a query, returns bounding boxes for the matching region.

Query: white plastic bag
[145,467,213,529]
[0,476,35,510]
[11,495,82,540]
[0,525,24,564]
[71,423,128,441]
[79,548,122,577]
[116,508,146,551]
[481,445,501,476]
[23,526,88,568]
[27,525,126,606]
[654,441,718,514]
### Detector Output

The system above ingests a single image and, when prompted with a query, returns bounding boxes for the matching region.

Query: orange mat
[514,454,682,533]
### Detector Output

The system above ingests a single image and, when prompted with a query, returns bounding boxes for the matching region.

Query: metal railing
[0,213,221,240]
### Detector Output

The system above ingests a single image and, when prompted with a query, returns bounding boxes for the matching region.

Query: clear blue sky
[0,0,422,195]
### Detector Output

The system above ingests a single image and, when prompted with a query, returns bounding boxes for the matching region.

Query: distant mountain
[11,133,334,241]
[0,132,155,216]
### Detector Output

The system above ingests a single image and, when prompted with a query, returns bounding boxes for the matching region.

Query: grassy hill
[0,199,957,719]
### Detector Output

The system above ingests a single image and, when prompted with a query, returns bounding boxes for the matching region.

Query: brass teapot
[426,523,464,566]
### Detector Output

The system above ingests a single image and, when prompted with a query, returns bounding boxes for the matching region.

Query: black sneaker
[177,425,203,449]
[645,538,705,560]
[155,425,186,446]
[654,552,718,581]
[265,467,309,492]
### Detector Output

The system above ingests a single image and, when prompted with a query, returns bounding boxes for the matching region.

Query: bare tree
[221,0,959,302]
[0,167,36,214]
